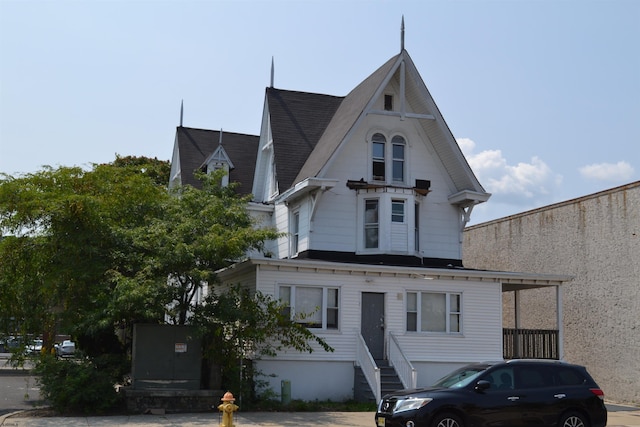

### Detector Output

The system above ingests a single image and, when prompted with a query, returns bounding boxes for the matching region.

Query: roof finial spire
[219,128,223,145]
[270,56,274,88]
[180,99,184,127]
[401,15,405,52]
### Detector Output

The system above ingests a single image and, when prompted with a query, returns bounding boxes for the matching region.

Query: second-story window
[414,203,420,251]
[392,199,405,223]
[364,199,379,249]
[372,133,386,181]
[291,211,300,256]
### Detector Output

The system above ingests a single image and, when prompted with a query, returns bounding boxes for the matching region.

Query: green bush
[34,355,123,414]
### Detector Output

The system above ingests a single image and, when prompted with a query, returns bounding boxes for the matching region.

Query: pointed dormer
[201,130,235,187]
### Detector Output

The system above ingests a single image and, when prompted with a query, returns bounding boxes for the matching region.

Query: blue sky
[1,0,638,225]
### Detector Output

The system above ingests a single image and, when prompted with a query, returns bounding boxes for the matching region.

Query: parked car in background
[375,359,606,427]
[55,340,76,357]
[28,339,43,354]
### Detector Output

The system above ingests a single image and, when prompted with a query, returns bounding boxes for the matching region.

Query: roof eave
[449,190,491,206]
[217,258,572,290]
[276,177,339,204]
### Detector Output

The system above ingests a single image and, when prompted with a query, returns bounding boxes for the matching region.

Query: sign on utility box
[131,324,202,390]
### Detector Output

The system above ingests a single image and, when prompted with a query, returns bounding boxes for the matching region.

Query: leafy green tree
[1,156,332,411]
[0,157,171,351]
[192,285,333,404]
[130,170,281,325]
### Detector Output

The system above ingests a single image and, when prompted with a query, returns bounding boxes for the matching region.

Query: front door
[361,292,385,360]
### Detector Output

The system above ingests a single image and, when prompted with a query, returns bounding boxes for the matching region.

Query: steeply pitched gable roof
[292,49,487,199]
[174,126,259,195]
[266,88,343,193]
[293,53,400,185]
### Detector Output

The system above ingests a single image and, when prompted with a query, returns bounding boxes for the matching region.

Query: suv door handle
[554,394,566,399]
[507,396,519,401]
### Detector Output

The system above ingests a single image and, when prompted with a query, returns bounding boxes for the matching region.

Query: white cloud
[457,137,476,156]
[579,161,635,182]
[457,138,562,206]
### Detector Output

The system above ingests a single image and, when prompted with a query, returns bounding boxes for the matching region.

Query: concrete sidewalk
[1,407,640,427]
[2,411,374,427]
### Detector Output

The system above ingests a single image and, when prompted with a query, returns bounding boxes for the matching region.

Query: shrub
[34,355,123,414]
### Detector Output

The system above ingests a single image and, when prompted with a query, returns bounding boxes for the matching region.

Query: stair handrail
[356,333,381,402]
[389,332,417,389]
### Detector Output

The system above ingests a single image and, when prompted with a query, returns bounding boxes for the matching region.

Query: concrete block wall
[463,181,640,405]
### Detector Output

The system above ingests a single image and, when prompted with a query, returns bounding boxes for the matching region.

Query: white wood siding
[308,112,463,259]
[256,360,354,401]
[253,264,503,364]
[391,222,408,252]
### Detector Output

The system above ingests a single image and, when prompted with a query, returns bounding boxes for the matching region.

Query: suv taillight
[589,388,605,400]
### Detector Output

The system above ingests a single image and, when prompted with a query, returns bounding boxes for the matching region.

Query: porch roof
[217,257,573,291]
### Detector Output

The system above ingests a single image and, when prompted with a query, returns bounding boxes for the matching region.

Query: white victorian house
[169,42,571,402]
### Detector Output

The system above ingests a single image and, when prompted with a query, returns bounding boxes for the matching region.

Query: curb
[0,410,26,427]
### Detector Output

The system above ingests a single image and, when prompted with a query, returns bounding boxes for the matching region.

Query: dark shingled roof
[175,126,259,195]
[294,53,400,184]
[266,88,344,193]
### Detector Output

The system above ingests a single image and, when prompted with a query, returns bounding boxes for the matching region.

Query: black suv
[375,359,606,427]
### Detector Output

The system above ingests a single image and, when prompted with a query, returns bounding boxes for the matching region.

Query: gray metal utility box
[131,324,201,390]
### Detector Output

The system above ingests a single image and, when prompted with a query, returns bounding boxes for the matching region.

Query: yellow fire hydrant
[217,391,239,427]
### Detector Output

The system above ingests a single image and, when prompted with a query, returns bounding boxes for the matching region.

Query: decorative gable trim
[202,145,235,170]
[294,50,490,211]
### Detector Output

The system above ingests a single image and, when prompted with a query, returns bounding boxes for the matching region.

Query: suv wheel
[431,412,464,427]
[560,411,589,427]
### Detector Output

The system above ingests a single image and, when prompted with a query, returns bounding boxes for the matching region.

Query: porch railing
[503,328,559,360]
[388,332,417,389]
[356,334,381,402]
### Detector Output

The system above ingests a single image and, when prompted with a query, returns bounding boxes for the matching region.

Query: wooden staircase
[354,359,404,403]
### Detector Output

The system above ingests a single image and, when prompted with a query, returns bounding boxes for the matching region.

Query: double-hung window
[406,291,462,333]
[364,199,379,249]
[392,136,405,183]
[392,199,405,223]
[370,133,407,184]
[279,285,339,330]
[372,133,386,181]
[291,211,300,255]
